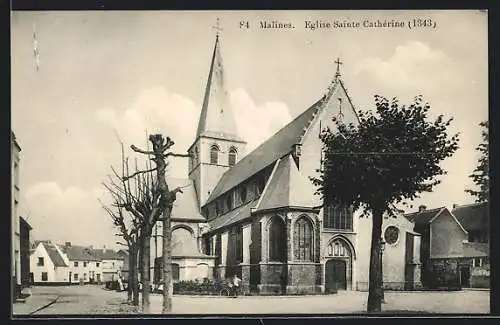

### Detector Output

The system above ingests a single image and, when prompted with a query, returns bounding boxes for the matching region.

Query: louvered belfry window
[210,145,219,164]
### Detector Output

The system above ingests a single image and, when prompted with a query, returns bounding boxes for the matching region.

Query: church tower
[188,24,246,208]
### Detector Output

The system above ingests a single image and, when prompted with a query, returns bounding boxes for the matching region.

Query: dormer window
[240,186,247,203]
[257,177,266,195]
[228,147,237,167]
[210,145,219,164]
[226,194,233,211]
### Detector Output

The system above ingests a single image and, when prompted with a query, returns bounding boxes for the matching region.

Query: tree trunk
[127,246,133,303]
[141,233,151,313]
[367,205,384,313]
[162,207,173,313]
[132,244,140,306]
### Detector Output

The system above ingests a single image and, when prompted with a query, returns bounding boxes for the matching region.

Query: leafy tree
[312,95,459,312]
[465,121,489,202]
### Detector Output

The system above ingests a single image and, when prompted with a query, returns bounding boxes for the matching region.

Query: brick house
[452,202,489,288]
[405,205,476,288]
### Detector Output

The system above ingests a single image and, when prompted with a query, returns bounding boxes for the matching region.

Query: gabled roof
[405,206,468,234]
[168,178,205,221]
[404,207,445,226]
[58,244,101,261]
[255,155,319,212]
[40,241,68,267]
[93,249,123,261]
[20,216,32,230]
[463,242,489,258]
[205,96,325,205]
[452,202,489,232]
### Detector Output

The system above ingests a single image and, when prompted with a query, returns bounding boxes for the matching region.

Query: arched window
[228,147,237,166]
[269,216,286,262]
[294,217,313,261]
[327,238,352,257]
[210,145,219,164]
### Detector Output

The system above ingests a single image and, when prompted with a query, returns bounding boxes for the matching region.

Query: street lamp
[380,237,386,304]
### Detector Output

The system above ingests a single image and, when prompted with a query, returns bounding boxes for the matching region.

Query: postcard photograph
[11,10,489,316]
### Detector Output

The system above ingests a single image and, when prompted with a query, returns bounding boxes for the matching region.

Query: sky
[11,10,488,249]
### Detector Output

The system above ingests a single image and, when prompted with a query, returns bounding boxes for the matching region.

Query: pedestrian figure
[232,274,241,297]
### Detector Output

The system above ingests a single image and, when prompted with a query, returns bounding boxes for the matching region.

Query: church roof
[195,35,243,142]
[255,155,319,212]
[205,96,325,205]
[208,199,258,233]
[452,202,489,232]
[168,178,205,221]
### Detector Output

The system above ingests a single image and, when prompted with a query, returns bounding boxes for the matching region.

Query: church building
[151,29,422,294]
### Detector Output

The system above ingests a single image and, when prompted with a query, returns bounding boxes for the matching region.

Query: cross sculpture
[335,57,343,78]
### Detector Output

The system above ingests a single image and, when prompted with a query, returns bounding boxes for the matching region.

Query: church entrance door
[325,259,347,292]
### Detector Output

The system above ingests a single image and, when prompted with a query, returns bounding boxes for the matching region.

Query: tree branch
[122,167,158,181]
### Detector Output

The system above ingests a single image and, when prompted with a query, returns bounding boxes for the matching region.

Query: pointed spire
[196,19,241,140]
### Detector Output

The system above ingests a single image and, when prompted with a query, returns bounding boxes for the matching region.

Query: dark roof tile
[452,202,489,232]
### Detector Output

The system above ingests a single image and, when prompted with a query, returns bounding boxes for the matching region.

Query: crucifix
[212,17,223,37]
[335,57,343,77]
[337,97,344,121]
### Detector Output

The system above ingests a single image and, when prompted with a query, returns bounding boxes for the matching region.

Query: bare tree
[101,139,163,313]
[130,134,189,314]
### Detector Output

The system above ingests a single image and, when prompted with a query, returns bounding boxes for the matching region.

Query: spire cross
[335,57,343,77]
[212,17,223,36]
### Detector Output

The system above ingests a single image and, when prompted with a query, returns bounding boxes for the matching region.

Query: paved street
[12,285,490,315]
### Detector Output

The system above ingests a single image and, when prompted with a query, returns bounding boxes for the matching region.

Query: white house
[93,247,125,283]
[58,242,102,284]
[30,241,69,284]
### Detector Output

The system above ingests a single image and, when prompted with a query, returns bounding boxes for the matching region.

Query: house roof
[40,241,68,267]
[167,178,205,221]
[20,216,32,230]
[205,96,325,205]
[405,206,468,235]
[58,244,101,261]
[93,249,123,261]
[452,202,489,232]
[208,199,258,233]
[404,207,445,226]
[255,155,319,212]
[463,242,489,258]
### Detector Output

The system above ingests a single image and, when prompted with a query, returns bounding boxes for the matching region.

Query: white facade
[30,242,69,283]
[101,258,124,282]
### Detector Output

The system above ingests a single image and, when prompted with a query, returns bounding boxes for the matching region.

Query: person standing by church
[232,274,241,297]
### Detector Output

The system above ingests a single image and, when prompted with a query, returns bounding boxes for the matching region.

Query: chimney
[452,203,459,209]
[418,205,427,212]
[65,242,71,247]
